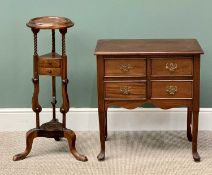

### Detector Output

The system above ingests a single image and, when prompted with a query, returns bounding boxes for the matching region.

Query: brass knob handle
[48,70,52,74]
[120,86,131,95]
[119,64,133,73]
[166,62,177,72]
[166,85,177,95]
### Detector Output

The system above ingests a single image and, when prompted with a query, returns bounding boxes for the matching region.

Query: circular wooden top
[27,16,74,29]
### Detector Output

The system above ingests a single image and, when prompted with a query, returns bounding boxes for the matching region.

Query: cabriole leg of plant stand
[13,129,38,161]
[64,129,88,161]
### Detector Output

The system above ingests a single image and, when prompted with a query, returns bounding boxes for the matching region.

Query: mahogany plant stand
[13,16,87,162]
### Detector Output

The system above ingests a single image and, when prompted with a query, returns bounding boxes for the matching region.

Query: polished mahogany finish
[95,39,203,55]
[27,16,74,29]
[13,17,87,162]
[105,59,146,77]
[95,39,203,162]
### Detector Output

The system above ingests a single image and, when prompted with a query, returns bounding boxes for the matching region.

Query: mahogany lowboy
[95,39,204,162]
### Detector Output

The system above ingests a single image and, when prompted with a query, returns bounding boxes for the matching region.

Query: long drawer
[105,59,146,77]
[105,82,146,100]
[151,81,193,99]
[151,57,193,76]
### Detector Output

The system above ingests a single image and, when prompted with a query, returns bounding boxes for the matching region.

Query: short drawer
[38,67,61,76]
[105,59,146,77]
[105,82,146,99]
[151,58,193,76]
[38,58,61,68]
[151,81,192,99]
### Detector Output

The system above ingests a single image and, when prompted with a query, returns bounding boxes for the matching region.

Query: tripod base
[13,121,88,162]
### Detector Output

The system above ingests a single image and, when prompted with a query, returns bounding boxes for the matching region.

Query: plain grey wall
[0,0,211,108]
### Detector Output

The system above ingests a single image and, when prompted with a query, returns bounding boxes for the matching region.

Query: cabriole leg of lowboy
[192,56,201,162]
[187,107,192,142]
[97,110,106,161]
[192,110,200,162]
[105,110,108,141]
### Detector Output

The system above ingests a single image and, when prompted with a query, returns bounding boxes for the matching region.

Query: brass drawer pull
[166,85,177,95]
[120,86,131,95]
[166,62,177,72]
[119,64,134,73]
[48,70,52,74]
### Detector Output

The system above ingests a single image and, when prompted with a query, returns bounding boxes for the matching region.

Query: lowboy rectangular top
[95,39,204,56]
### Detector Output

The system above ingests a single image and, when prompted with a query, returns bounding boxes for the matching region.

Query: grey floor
[1,131,212,175]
